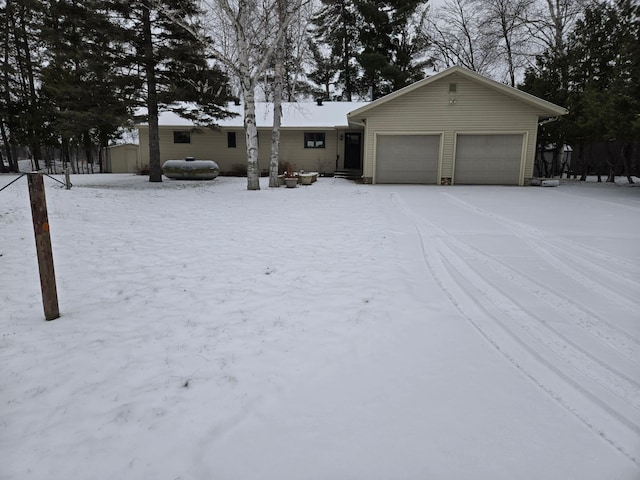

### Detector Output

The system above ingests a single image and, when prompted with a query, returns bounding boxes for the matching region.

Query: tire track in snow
[444,233,640,369]
[441,191,640,315]
[438,240,640,415]
[389,192,640,467]
[544,234,639,284]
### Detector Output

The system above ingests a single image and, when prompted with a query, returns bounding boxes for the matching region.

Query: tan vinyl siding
[138,127,342,175]
[106,144,140,173]
[356,73,546,185]
[139,127,246,173]
[276,129,340,174]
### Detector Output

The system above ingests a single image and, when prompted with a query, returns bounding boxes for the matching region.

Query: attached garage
[347,66,568,186]
[375,134,440,184]
[454,134,524,185]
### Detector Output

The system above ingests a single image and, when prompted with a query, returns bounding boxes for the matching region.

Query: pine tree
[569,0,639,181]
[40,0,139,173]
[116,0,233,182]
[310,0,361,100]
[307,41,340,99]
[356,0,430,99]
[521,0,640,181]
[0,0,49,171]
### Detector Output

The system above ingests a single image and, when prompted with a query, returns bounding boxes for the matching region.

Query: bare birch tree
[426,0,499,76]
[269,0,286,188]
[198,0,305,190]
[525,0,588,56]
[426,0,586,84]
[477,0,535,86]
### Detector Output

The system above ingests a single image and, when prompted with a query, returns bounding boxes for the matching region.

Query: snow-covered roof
[143,101,370,128]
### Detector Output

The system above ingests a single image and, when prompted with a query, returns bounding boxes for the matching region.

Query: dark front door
[344,132,362,169]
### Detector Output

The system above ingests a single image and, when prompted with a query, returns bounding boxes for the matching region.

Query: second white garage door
[454,134,523,185]
[375,134,440,184]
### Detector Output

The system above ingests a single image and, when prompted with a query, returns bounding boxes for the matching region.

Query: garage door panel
[455,134,522,185]
[376,135,440,184]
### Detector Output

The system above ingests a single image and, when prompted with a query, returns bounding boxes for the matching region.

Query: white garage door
[376,135,440,184]
[454,134,523,185]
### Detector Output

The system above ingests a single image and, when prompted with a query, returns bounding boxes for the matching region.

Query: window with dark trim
[173,131,191,144]
[227,131,237,148]
[304,132,325,148]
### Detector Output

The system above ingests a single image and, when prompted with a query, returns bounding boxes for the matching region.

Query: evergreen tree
[307,40,339,99]
[310,0,361,100]
[40,0,139,173]
[310,0,430,100]
[116,0,233,182]
[520,51,572,176]
[356,0,431,99]
[521,0,640,181]
[569,0,640,181]
[0,0,49,171]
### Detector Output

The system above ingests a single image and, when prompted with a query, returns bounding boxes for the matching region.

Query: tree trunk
[16,3,41,171]
[0,10,15,174]
[243,85,261,190]
[535,142,544,177]
[604,140,615,182]
[0,118,12,172]
[621,143,635,184]
[234,3,261,191]
[269,2,285,188]
[10,144,18,172]
[142,1,162,182]
[576,141,584,180]
[98,146,104,173]
[340,1,353,101]
[83,131,93,173]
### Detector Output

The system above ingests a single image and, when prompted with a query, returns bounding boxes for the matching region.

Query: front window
[304,132,325,148]
[173,131,191,144]
[227,131,237,148]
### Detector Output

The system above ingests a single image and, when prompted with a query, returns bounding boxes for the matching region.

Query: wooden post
[27,173,60,321]
[64,167,71,190]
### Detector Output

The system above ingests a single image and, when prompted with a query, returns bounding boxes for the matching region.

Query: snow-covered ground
[1,173,639,480]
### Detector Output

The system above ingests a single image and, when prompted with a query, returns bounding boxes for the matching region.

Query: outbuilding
[347,66,568,186]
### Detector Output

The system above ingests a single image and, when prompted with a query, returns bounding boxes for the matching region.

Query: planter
[284,177,298,188]
[277,175,285,186]
[299,173,314,185]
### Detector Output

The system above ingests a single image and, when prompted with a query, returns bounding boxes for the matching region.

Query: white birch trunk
[269,5,285,188]
[243,84,261,190]
[201,0,304,190]
[269,98,282,187]
[235,5,261,190]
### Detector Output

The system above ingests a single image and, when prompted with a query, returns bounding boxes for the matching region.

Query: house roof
[347,66,568,121]
[146,101,370,129]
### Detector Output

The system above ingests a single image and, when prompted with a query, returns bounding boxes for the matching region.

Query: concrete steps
[333,170,363,181]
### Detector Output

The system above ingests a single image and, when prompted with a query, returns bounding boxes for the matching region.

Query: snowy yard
[1,174,639,480]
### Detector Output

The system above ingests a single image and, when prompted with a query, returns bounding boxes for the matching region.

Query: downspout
[335,129,340,172]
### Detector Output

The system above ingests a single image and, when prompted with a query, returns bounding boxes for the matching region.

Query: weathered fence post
[27,173,60,321]
[64,167,71,190]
